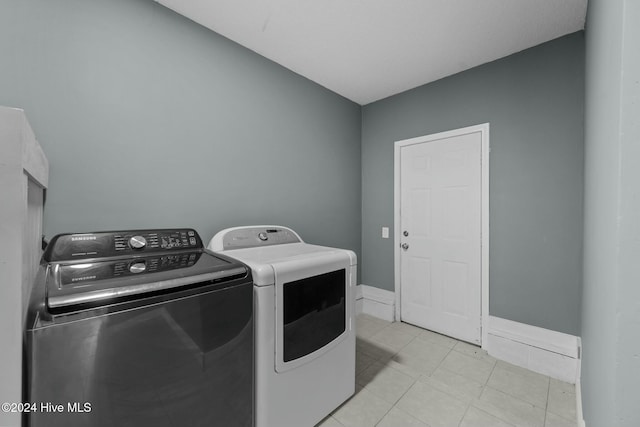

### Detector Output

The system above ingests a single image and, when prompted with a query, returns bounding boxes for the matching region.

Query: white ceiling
[154,0,587,105]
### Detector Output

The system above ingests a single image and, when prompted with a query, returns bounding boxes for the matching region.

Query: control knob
[129,261,147,274]
[129,235,147,250]
[258,232,268,241]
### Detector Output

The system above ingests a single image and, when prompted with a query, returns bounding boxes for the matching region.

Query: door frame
[393,123,490,347]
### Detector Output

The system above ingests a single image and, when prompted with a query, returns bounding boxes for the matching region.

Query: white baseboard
[355,291,582,386]
[355,285,395,322]
[355,293,584,419]
[485,316,581,384]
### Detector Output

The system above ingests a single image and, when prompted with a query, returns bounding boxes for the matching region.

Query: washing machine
[208,225,356,427]
[24,228,253,427]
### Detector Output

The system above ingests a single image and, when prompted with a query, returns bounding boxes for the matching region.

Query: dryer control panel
[44,228,203,262]
[211,226,302,251]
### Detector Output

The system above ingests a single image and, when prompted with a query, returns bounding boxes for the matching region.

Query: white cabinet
[0,106,48,427]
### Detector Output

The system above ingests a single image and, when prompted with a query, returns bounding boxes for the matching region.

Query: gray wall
[581,0,640,425]
[0,0,361,254]
[361,33,585,335]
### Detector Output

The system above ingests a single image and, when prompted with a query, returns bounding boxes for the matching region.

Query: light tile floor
[316,314,577,427]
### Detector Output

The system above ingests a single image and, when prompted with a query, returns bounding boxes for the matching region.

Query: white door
[399,129,482,344]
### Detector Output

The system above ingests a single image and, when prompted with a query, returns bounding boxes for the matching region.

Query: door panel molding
[394,123,489,347]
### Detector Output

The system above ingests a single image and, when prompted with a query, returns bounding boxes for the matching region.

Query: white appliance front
[273,251,353,373]
[257,257,355,427]
[208,226,356,427]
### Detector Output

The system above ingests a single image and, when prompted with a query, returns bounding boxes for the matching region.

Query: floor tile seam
[365,373,419,409]
[333,388,390,427]
[367,390,404,427]
[443,348,497,375]
[355,327,386,340]
[450,345,497,364]
[413,333,458,350]
[496,361,553,386]
[541,383,549,427]
[484,387,548,410]
[491,367,552,390]
[422,330,459,343]
[429,343,454,374]
[363,331,405,348]
[546,407,578,423]
[356,348,386,363]
[360,327,389,340]
[328,415,345,427]
[486,370,550,408]
[356,316,388,328]
[483,384,549,411]
[361,337,399,356]
[456,401,475,427]
[356,360,376,375]
[355,332,376,341]
[469,394,518,427]
[386,324,424,338]
[379,357,422,380]
[415,371,482,408]
[436,362,491,391]
[373,324,398,335]
[483,354,499,386]
[368,347,401,363]
[549,389,576,399]
[357,366,413,391]
[467,405,518,427]
[359,318,392,330]
[357,343,397,362]
[430,364,487,389]
[547,382,577,401]
[549,379,578,395]
[373,376,423,427]
[544,374,551,412]
[368,328,420,354]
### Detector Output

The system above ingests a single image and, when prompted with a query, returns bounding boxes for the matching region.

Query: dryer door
[272,252,352,373]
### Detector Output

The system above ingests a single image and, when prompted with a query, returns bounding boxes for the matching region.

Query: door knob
[403,231,409,237]
[401,243,409,250]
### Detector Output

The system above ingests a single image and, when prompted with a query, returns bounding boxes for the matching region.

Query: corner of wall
[356,284,395,322]
[485,316,581,384]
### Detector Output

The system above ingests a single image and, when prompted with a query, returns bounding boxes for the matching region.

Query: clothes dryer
[208,226,356,427]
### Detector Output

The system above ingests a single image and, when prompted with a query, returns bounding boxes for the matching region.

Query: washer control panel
[129,235,147,249]
[58,251,202,286]
[44,228,203,262]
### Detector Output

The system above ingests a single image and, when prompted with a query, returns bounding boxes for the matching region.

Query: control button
[258,232,268,241]
[129,236,147,249]
[189,237,196,245]
[188,231,195,237]
[129,261,146,274]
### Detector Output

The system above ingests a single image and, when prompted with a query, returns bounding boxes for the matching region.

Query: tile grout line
[372,374,419,427]
[465,354,522,427]
[371,321,417,427]
[542,379,551,427]
[456,397,474,427]
[371,321,448,427]
[357,317,563,427]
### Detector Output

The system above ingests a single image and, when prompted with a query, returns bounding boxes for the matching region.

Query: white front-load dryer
[208,226,356,427]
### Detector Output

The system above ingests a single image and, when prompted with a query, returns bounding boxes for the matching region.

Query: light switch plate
[382,227,389,239]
